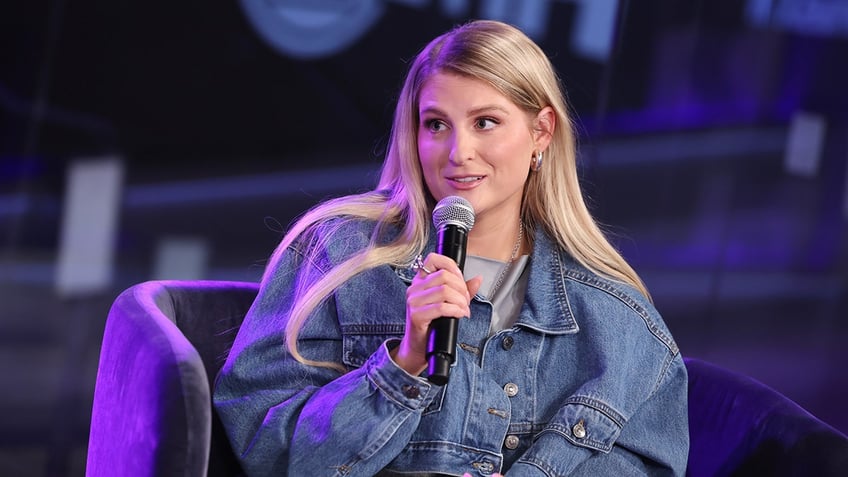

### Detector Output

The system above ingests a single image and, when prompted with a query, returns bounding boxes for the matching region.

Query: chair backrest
[684,357,848,476]
[86,280,258,477]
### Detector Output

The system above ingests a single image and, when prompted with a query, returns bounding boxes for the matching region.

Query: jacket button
[572,419,586,439]
[504,435,520,450]
[402,384,420,399]
[471,461,494,473]
[503,383,519,397]
[501,335,514,350]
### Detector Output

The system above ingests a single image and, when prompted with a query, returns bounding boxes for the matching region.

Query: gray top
[464,254,530,335]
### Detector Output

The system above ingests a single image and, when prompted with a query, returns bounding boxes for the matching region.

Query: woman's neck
[466,218,525,262]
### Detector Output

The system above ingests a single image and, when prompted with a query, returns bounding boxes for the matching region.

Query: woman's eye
[475,118,498,129]
[425,119,447,132]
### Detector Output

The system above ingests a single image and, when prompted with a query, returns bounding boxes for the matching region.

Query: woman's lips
[447,175,484,189]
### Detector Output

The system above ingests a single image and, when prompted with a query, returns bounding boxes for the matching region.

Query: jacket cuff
[364,339,438,411]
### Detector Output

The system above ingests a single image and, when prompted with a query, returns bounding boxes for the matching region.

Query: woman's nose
[448,131,473,165]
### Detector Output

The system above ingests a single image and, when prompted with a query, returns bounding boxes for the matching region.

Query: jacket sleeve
[213,242,437,476]
[507,355,689,476]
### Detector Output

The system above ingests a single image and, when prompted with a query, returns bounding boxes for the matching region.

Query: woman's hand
[391,253,482,375]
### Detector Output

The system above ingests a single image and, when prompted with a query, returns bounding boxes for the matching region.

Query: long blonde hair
[270,20,649,371]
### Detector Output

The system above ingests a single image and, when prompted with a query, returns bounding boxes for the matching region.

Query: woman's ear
[533,106,556,151]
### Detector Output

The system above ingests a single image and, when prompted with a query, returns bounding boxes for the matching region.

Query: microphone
[426,195,475,385]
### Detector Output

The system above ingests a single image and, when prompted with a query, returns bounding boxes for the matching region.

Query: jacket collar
[516,228,579,335]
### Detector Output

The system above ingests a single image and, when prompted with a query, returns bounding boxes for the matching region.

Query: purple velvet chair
[86,280,257,477]
[685,357,848,476]
[86,280,848,476]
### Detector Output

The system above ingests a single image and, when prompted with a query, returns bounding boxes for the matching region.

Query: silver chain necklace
[488,221,524,299]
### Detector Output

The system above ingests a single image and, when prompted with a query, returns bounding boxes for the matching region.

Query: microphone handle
[426,225,467,385]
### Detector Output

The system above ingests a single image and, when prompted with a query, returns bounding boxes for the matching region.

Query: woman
[214,20,689,476]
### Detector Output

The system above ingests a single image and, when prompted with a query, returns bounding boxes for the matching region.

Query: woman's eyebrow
[419,104,509,117]
[466,105,509,116]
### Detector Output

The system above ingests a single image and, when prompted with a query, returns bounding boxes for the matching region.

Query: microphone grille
[432,196,475,232]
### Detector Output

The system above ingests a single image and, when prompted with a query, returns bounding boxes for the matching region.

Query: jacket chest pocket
[548,400,624,453]
[340,324,405,368]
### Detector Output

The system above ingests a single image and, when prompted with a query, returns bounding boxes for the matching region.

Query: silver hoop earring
[531,151,544,171]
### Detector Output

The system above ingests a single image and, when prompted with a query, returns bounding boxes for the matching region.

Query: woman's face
[417,72,540,228]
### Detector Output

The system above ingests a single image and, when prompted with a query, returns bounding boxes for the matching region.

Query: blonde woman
[214,20,689,476]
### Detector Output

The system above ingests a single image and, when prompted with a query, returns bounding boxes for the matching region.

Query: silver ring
[412,255,433,275]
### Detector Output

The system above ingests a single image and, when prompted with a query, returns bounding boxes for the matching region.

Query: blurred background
[1,0,847,475]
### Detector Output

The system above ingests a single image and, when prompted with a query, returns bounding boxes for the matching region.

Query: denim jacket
[213,218,689,476]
